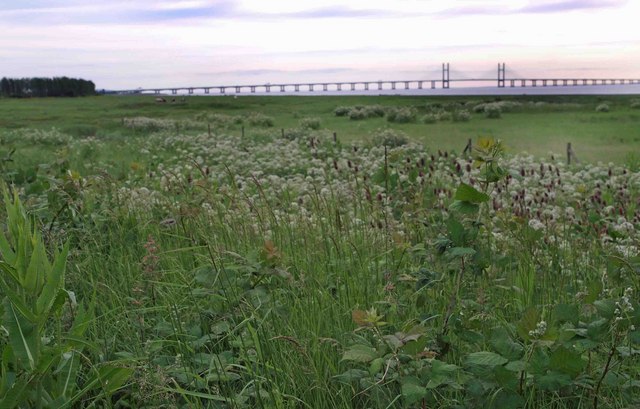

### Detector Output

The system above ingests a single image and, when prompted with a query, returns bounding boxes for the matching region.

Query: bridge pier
[532,80,537,87]
[350,83,356,91]
[308,84,314,91]
[280,85,285,92]
[510,79,515,87]
[154,90,160,95]
[552,80,557,86]
[418,81,423,89]
[172,89,177,95]
[250,86,256,93]
[543,80,548,87]
[235,86,241,93]
[364,83,369,91]
[521,80,526,87]
[404,81,410,90]
[204,88,210,94]
[443,63,450,89]
[323,84,328,91]
[431,81,436,89]
[266,86,271,93]
[220,87,225,94]
[377,81,383,90]
[188,88,194,94]
[294,85,299,92]
[391,82,396,90]
[337,83,342,91]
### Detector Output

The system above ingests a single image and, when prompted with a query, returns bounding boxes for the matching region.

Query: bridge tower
[442,63,450,89]
[497,63,506,88]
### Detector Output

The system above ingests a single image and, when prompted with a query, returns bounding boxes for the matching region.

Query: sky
[1,0,639,90]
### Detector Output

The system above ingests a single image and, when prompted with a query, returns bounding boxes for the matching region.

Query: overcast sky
[1,0,639,89]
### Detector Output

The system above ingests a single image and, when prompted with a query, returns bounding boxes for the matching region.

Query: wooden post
[463,138,472,155]
[208,123,211,137]
[566,143,578,164]
[241,126,245,138]
[281,128,285,138]
[333,132,337,144]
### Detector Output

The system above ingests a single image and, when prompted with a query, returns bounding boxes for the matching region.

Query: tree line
[0,77,96,97]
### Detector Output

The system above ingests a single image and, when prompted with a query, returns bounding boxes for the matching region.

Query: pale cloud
[0,0,639,89]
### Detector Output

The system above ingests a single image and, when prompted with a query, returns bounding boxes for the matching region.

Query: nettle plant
[0,189,132,408]
[338,140,640,408]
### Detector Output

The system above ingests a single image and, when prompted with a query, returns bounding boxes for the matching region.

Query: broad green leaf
[333,369,369,383]
[0,375,31,409]
[36,243,69,318]
[94,365,134,395]
[446,218,466,247]
[0,278,39,323]
[535,371,572,391]
[206,371,241,382]
[0,232,16,265]
[449,200,480,214]
[490,327,524,361]
[594,299,616,319]
[552,304,579,325]
[549,345,585,377]
[516,307,539,341]
[454,183,490,203]
[448,247,476,259]
[465,351,508,367]
[341,344,378,363]
[24,238,49,295]
[401,378,427,404]
[2,299,40,371]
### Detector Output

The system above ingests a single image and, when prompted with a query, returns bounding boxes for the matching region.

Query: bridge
[114,63,640,95]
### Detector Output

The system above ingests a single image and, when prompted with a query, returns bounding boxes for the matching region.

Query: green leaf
[448,247,476,259]
[0,375,31,409]
[333,369,368,383]
[2,299,39,371]
[465,351,508,368]
[94,365,134,395]
[594,299,616,319]
[0,278,39,323]
[24,238,49,295]
[36,242,69,319]
[454,183,490,203]
[549,345,585,377]
[535,371,572,391]
[516,307,539,341]
[401,378,427,404]
[449,200,480,214]
[552,304,579,325]
[341,344,378,363]
[446,218,466,247]
[490,327,524,361]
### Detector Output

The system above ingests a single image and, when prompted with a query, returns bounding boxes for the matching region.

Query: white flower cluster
[529,320,547,338]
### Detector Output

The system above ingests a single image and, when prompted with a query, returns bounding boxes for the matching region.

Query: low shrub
[630,99,640,109]
[421,114,438,124]
[484,103,502,119]
[246,112,275,127]
[334,106,350,116]
[299,117,321,130]
[452,110,471,122]
[372,128,408,147]
[595,103,610,113]
[386,107,417,123]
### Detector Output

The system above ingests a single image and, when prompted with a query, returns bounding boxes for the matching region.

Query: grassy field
[1,94,640,163]
[0,94,639,408]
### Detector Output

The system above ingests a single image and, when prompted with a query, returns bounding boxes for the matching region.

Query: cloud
[519,0,626,13]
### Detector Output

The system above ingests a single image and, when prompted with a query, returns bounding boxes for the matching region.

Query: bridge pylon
[442,63,450,89]
[498,63,506,88]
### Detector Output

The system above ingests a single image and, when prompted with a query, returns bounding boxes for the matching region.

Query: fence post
[567,143,578,164]
[208,123,211,137]
[281,128,285,138]
[333,132,337,144]
[463,138,472,155]
[241,126,245,138]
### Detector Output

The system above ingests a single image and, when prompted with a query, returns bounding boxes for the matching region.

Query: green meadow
[0,94,639,408]
[1,94,640,163]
